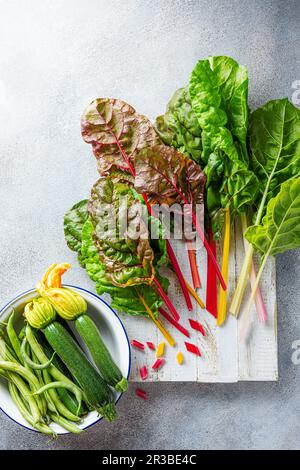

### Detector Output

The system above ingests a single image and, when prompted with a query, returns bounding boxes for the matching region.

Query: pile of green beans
[0,310,87,436]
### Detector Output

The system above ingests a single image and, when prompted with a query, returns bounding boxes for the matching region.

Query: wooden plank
[125,224,278,382]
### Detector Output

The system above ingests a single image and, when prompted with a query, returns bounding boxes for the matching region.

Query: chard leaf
[64,200,89,266]
[249,98,300,214]
[189,57,248,164]
[88,171,155,287]
[81,98,159,175]
[245,177,300,257]
[155,56,259,234]
[81,218,168,317]
[155,87,203,163]
[134,144,206,212]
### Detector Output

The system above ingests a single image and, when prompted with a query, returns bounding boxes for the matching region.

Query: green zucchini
[75,315,128,392]
[43,321,116,422]
[33,329,73,380]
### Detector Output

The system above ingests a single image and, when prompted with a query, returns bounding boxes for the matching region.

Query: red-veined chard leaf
[134,144,227,289]
[134,144,206,211]
[80,218,169,317]
[88,170,155,287]
[81,98,159,175]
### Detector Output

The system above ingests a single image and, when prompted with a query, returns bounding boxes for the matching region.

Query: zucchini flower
[24,297,56,329]
[36,263,87,321]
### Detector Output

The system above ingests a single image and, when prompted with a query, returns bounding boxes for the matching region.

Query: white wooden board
[123,220,278,383]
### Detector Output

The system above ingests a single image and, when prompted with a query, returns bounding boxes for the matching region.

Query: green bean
[0,360,47,417]
[48,412,82,435]
[39,369,58,414]
[33,381,83,416]
[0,336,47,417]
[0,340,47,421]
[7,310,23,363]
[21,337,55,370]
[7,372,41,424]
[41,369,81,422]
[18,326,26,341]
[31,350,57,416]
[0,337,18,362]
[9,382,56,437]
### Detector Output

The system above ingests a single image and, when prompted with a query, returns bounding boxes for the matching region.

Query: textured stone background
[0,0,299,450]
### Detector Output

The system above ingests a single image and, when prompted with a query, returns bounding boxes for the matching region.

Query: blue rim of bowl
[0,284,131,435]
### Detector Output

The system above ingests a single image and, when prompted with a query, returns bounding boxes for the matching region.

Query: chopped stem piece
[152,358,165,370]
[140,366,148,381]
[189,319,206,336]
[156,342,165,358]
[176,352,184,365]
[131,340,145,351]
[135,388,147,400]
[184,342,201,356]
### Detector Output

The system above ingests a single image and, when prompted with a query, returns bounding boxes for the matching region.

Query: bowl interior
[0,285,131,435]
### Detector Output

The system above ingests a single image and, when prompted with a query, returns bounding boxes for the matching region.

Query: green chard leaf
[189,56,248,164]
[64,200,89,253]
[81,218,168,317]
[155,56,259,235]
[88,171,155,287]
[81,98,160,175]
[155,87,203,163]
[249,98,300,216]
[63,171,169,318]
[189,56,259,230]
[245,177,300,257]
[230,99,300,317]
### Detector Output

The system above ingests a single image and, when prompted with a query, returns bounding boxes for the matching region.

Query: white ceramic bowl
[0,285,131,434]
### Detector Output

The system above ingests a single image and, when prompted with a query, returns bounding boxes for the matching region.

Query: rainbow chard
[64,201,168,318]
[155,56,261,324]
[230,98,300,320]
[81,98,194,311]
[88,171,181,320]
[240,176,300,338]
[133,144,226,291]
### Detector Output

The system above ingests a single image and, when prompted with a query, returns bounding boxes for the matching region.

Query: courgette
[43,322,116,422]
[75,315,128,392]
[33,329,88,416]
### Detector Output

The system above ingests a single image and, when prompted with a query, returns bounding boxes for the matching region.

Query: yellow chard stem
[217,208,230,326]
[137,294,175,347]
[184,280,205,309]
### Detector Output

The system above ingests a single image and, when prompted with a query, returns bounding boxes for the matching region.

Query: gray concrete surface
[0,0,299,450]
